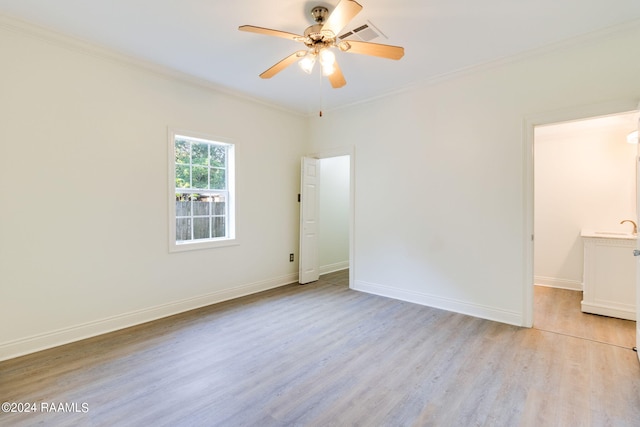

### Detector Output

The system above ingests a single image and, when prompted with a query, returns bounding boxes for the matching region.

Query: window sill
[169,238,239,253]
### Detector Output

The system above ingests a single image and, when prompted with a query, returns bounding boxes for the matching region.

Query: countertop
[581,229,638,240]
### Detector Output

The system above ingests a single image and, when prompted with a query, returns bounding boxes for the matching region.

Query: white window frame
[168,128,237,252]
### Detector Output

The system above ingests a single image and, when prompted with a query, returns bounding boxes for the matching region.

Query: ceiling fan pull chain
[319,66,324,117]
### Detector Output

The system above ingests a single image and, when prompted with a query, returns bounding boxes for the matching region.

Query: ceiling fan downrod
[310,6,329,24]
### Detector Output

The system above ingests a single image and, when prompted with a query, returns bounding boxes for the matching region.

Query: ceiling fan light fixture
[318,48,336,75]
[321,63,336,76]
[298,53,316,74]
[318,48,336,66]
[337,41,351,52]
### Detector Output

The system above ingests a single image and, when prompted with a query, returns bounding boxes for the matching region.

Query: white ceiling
[2,0,640,115]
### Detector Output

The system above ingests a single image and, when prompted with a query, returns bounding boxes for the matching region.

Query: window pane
[213,198,226,215]
[210,169,226,190]
[193,218,210,240]
[176,199,191,216]
[176,218,191,241]
[192,166,208,189]
[213,217,226,238]
[175,165,190,189]
[192,142,209,166]
[175,140,190,164]
[171,132,234,250]
[210,145,226,167]
[193,199,210,216]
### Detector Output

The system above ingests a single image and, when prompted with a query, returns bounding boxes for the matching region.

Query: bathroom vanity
[581,230,636,320]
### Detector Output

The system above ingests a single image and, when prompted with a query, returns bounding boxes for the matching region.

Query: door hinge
[298,193,301,202]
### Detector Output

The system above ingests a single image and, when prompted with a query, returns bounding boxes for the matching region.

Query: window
[169,130,236,251]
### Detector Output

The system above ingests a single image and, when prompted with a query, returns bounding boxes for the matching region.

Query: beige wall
[0,21,308,360]
[309,24,640,325]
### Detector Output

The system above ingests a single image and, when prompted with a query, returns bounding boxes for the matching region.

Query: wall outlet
[289,253,294,262]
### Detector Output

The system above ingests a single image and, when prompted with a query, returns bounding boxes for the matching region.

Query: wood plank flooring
[1,271,639,426]
[533,285,636,349]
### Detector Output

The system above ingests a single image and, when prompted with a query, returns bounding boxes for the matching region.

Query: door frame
[301,146,355,288]
[636,114,640,360]
[523,98,640,328]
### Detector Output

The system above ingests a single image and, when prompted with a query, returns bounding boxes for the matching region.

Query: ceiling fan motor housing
[303,24,335,47]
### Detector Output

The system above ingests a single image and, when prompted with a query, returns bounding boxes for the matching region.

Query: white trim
[534,276,583,291]
[354,280,522,326]
[523,98,640,329]
[0,273,298,362]
[319,261,349,275]
[523,118,535,327]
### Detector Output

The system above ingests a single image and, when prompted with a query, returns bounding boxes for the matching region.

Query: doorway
[299,149,355,287]
[318,155,351,275]
[529,107,638,347]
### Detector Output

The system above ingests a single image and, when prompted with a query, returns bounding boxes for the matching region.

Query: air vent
[338,20,387,42]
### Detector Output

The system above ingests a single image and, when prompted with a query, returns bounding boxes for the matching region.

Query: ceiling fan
[238,0,404,88]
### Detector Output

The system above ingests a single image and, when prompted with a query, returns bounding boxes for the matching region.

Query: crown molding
[3,12,639,119]
[0,13,305,117]
[323,18,640,115]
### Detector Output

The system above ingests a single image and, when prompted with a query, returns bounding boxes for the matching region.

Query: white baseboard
[319,261,349,275]
[534,276,583,291]
[353,280,522,326]
[0,273,298,362]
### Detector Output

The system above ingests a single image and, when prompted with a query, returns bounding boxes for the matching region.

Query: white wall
[318,156,350,274]
[534,114,638,290]
[0,20,307,360]
[309,23,640,326]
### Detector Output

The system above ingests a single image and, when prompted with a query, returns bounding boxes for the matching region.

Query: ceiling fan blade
[321,0,363,37]
[238,25,302,41]
[328,61,347,88]
[340,40,404,60]
[259,51,307,79]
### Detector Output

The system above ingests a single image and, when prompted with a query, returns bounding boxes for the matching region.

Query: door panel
[299,157,320,284]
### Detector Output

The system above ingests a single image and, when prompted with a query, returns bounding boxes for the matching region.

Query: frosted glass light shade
[319,49,335,76]
[319,49,335,66]
[627,130,638,144]
[298,55,316,74]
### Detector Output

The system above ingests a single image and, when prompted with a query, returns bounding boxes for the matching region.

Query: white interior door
[299,157,320,284]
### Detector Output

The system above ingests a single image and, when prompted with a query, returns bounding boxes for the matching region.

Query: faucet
[620,219,637,234]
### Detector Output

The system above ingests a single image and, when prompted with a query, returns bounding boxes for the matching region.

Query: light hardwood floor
[1,271,639,426]
[533,285,636,349]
